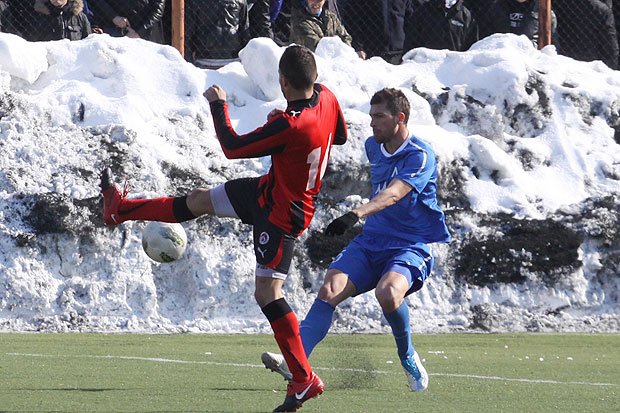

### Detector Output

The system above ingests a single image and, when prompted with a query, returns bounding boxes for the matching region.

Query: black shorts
[225,177,296,276]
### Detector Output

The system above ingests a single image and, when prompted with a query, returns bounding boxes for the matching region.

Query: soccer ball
[141,222,187,263]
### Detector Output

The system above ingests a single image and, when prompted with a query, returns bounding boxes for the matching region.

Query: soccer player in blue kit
[262,87,451,394]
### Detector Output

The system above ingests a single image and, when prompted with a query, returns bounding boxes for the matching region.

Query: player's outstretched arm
[205,84,292,159]
[325,178,412,236]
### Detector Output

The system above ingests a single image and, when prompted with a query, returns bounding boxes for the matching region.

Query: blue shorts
[328,233,434,297]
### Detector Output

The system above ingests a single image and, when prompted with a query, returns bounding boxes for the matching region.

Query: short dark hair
[278,45,317,90]
[370,88,410,123]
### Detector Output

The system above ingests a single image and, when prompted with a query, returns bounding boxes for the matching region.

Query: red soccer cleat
[272,372,324,412]
[100,168,127,225]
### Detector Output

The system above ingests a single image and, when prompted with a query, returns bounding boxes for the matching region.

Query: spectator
[0,0,12,33]
[341,0,414,64]
[554,0,618,69]
[326,0,340,15]
[464,0,497,40]
[185,0,250,62]
[89,0,166,43]
[82,0,93,20]
[33,0,92,41]
[289,0,353,52]
[273,0,292,45]
[613,0,620,54]
[248,0,278,38]
[485,0,557,48]
[161,0,171,45]
[271,0,284,19]
[404,0,478,53]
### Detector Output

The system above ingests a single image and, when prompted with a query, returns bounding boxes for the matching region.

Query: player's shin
[299,298,335,357]
[262,298,312,383]
[118,196,196,223]
[384,301,414,360]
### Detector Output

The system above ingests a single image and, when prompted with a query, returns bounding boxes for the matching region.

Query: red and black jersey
[209,84,347,236]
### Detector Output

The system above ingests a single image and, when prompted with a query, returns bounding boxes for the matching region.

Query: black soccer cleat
[100,167,114,192]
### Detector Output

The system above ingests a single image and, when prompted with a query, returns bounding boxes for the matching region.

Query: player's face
[369,103,401,144]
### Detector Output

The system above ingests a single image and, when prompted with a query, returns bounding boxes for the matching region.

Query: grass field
[0,333,618,412]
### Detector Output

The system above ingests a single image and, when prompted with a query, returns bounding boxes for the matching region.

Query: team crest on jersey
[259,232,270,245]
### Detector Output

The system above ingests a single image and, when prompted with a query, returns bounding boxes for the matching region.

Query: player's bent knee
[375,289,403,313]
[317,272,355,306]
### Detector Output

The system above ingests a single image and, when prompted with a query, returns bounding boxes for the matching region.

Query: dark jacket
[0,0,11,33]
[341,0,413,62]
[89,0,165,43]
[463,0,495,39]
[248,0,274,38]
[289,0,352,51]
[186,0,250,60]
[554,0,618,69]
[404,0,478,53]
[34,0,92,41]
[486,0,556,48]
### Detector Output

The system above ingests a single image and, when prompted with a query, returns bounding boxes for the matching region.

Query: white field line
[6,352,618,387]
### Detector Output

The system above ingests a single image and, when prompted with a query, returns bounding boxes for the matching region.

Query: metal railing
[0,0,617,70]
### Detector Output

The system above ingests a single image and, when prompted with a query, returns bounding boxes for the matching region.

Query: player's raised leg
[100,168,215,225]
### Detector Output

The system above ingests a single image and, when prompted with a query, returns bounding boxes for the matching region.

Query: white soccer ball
[141,222,187,263]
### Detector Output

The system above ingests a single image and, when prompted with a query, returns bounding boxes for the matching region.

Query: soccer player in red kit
[100,45,347,412]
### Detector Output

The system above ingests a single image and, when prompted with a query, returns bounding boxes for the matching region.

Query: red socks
[117,197,179,223]
[270,311,312,383]
[262,298,313,383]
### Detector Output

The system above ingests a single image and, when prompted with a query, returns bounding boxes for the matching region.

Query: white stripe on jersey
[406,139,428,178]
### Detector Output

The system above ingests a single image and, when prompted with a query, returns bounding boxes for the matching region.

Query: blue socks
[300,298,414,363]
[300,299,335,357]
[383,301,414,361]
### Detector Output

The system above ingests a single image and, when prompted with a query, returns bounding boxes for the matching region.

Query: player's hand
[267,108,284,121]
[324,212,359,236]
[204,85,226,102]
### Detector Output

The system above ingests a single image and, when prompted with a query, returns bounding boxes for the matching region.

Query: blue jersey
[362,134,451,244]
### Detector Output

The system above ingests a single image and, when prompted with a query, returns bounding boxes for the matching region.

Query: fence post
[538,0,552,49]
[171,0,185,57]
